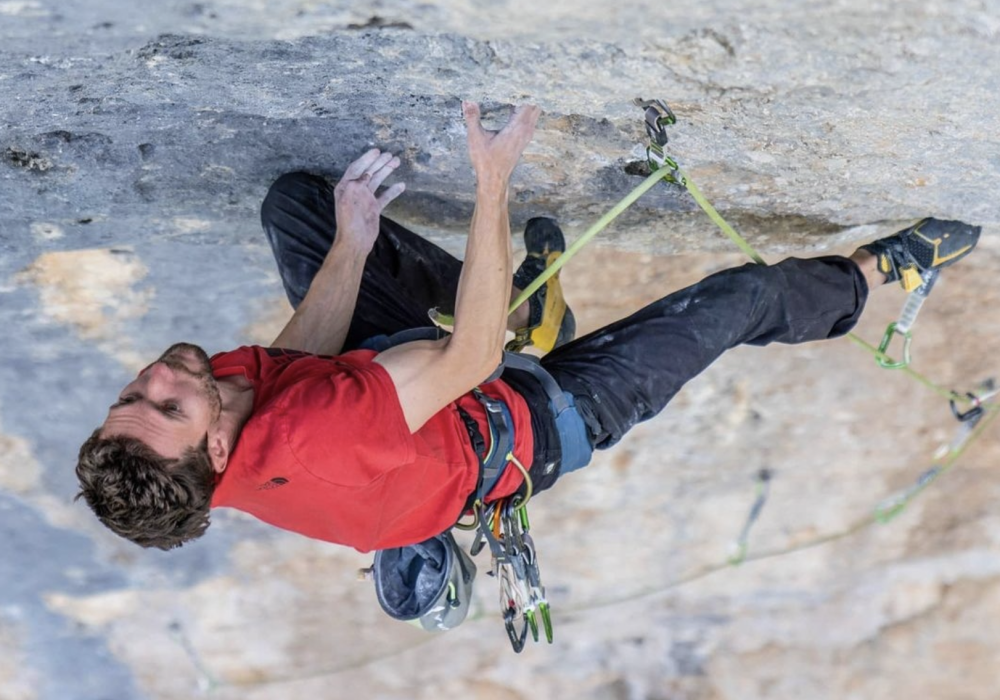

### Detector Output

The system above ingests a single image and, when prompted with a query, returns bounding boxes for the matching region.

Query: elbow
[475,346,505,384]
[466,345,505,386]
[444,337,505,387]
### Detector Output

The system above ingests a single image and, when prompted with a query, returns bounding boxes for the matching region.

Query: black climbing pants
[261,172,869,488]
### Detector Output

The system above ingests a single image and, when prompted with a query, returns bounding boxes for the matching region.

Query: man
[76,102,981,554]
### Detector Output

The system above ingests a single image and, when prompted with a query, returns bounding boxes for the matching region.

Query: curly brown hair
[75,429,216,550]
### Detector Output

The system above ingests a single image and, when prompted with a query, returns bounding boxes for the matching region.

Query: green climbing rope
[506,167,671,315]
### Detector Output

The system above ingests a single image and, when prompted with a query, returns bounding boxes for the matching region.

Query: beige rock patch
[0,427,42,494]
[45,590,142,628]
[18,248,153,372]
[44,588,203,697]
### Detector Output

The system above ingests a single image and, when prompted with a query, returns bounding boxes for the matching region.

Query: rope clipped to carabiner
[633,97,981,403]
[634,97,767,265]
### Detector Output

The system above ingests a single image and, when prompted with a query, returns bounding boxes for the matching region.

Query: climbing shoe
[508,217,576,353]
[861,217,982,291]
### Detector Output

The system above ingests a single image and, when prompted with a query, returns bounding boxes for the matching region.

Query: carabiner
[504,606,528,653]
[539,601,554,643]
[634,97,683,181]
[876,322,913,369]
[526,607,539,642]
[950,392,984,423]
[633,97,676,148]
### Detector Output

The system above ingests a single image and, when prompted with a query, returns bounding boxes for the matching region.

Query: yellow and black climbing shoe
[861,217,982,292]
[508,217,576,354]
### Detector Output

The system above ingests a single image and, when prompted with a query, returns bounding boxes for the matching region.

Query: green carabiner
[539,600,553,643]
[876,321,913,369]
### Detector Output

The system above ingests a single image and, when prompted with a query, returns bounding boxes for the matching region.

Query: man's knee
[260,171,332,226]
[260,172,338,310]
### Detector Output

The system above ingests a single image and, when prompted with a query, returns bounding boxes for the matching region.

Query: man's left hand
[334,149,406,255]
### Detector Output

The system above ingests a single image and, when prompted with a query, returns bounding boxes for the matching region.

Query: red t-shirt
[209,346,533,552]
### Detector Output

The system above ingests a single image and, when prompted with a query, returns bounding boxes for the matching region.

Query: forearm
[270,238,367,354]
[370,102,536,432]
[447,182,513,378]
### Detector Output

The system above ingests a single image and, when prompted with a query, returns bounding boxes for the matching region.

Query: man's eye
[164,402,181,413]
[114,396,137,406]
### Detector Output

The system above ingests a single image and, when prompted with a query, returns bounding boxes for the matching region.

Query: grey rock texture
[1,1,998,699]
[3,4,999,257]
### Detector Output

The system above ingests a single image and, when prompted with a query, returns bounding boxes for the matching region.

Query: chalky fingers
[367,153,401,192]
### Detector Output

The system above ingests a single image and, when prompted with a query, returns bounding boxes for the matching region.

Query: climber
[74,100,981,555]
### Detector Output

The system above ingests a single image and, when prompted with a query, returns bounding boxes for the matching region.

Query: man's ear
[207,430,230,474]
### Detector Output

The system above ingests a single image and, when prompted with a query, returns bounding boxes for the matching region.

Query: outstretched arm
[375,101,541,432]
[270,150,405,354]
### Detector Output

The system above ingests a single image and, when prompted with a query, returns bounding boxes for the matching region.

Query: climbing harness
[366,327,586,651]
[453,351,590,652]
[466,389,517,505]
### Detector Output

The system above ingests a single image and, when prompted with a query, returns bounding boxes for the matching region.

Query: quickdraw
[729,468,772,565]
[470,496,553,652]
[633,97,682,182]
[876,268,940,369]
[875,378,997,523]
[951,379,997,422]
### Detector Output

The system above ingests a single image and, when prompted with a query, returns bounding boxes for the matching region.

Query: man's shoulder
[211,345,356,376]
[219,346,388,407]
[211,345,262,365]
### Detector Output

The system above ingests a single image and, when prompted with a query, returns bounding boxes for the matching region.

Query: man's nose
[142,362,177,395]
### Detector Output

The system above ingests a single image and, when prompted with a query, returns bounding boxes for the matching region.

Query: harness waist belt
[364,330,591,506]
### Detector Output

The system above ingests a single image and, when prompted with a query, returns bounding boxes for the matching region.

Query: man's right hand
[463,102,541,191]
[333,149,406,255]
[374,102,539,433]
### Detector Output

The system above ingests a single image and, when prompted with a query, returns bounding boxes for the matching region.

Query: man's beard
[156,342,223,418]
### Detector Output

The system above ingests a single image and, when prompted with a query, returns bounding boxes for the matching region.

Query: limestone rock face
[3,15,998,257]
[1,2,998,700]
